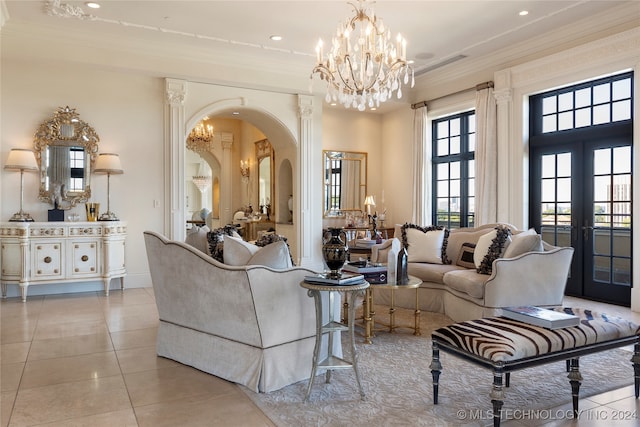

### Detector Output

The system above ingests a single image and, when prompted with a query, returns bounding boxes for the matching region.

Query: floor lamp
[94,153,124,221]
[5,148,38,222]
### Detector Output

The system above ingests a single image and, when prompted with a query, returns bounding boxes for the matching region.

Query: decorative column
[297,95,317,267]
[220,134,234,226]
[165,78,187,240]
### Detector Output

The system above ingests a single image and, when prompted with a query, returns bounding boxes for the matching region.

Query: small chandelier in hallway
[311,0,414,111]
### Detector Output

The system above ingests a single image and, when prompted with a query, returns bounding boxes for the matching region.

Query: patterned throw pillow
[255,233,296,266]
[400,223,451,265]
[207,225,241,263]
[456,242,476,269]
[475,225,512,275]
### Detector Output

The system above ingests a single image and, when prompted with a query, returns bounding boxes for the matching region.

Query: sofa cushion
[255,233,296,266]
[504,229,543,258]
[445,228,494,264]
[455,242,476,269]
[401,224,450,264]
[443,269,490,299]
[408,262,464,284]
[474,225,512,275]
[207,225,242,262]
[223,236,292,269]
[185,225,210,255]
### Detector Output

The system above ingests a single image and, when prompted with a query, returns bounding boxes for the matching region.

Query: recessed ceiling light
[85,2,101,9]
[232,111,240,115]
[519,10,529,16]
[270,35,283,41]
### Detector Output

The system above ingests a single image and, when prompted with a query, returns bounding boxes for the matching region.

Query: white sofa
[371,224,575,322]
[143,231,340,393]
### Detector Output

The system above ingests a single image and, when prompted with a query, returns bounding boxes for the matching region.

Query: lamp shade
[94,153,123,174]
[5,149,38,171]
[364,195,376,207]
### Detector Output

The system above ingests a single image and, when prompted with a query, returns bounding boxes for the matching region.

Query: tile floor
[1,289,639,426]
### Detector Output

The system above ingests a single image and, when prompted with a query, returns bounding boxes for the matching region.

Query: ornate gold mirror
[323,150,367,217]
[255,139,274,218]
[33,106,99,209]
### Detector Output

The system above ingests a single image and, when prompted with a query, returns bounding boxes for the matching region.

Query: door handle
[582,221,593,240]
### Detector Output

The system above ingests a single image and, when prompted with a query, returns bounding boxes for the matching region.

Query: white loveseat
[371,224,575,322]
[143,231,340,393]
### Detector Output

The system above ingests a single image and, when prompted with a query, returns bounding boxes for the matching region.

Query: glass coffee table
[363,275,422,344]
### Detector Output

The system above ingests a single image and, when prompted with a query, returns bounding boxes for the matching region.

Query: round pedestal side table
[300,280,370,402]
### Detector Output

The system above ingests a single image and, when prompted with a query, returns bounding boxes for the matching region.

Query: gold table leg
[414,287,421,336]
[389,288,395,333]
[363,288,373,344]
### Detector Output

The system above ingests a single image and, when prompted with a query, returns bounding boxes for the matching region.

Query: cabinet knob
[90,267,95,272]
[37,245,42,250]
[54,269,58,274]
[44,256,52,263]
[37,270,42,274]
[81,255,89,262]
[75,268,79,272]
[75,244,79,249]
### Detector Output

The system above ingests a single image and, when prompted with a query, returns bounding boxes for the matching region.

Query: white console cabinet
[0,221,126,301]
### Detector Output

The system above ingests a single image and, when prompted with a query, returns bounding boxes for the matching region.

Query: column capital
[165,78,186,106]
[298,95,314,119]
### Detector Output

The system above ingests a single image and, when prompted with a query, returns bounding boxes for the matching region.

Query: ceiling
[2,1,638,112]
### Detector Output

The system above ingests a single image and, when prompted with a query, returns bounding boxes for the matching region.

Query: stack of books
[501,306,580,329]
[304,272,365,286]
[342,263,388,284]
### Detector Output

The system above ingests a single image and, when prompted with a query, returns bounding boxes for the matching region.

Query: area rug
[242,308,636,426]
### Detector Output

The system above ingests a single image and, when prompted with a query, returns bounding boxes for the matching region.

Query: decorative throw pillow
[185,225,210,255]
[223,236,292,269]
[456,242,476,269]
[400,223,451,265]
[503,229,543,258]
[474,225,512,274]
[207,225,241,263]
[255,233,296,266]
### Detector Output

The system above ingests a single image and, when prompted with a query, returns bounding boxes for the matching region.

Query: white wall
[1,59,165,296]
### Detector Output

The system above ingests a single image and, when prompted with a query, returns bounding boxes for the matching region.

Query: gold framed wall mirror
[255,139,274,218]
[323,150,367,217]
[33,106,99,209]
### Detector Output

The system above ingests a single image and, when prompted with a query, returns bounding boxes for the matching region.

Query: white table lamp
[5,148,38,222]
[94,153,123,221]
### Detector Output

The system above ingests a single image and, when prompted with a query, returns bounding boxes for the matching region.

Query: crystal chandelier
[311,0,414,111]
[187,121,215,153]
[192,175,212,193]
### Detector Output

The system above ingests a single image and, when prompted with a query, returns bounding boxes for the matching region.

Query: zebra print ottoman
[430,308,640,427]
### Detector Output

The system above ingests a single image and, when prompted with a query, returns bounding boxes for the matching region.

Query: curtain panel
[412,105,430,225]
[475,87,498,225]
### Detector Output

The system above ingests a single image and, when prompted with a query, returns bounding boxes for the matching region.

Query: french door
[530,133,632,305]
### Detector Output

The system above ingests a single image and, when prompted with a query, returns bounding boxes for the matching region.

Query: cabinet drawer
[70,241,100,276]
[32,242,63,278]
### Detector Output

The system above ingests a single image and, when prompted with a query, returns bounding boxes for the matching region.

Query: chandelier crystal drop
[186,121,215,153]
[311,0,414,111]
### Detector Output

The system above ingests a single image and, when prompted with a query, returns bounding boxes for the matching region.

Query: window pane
[575,88,591,108]
[468,115,476,133]
[542,96,557,114]
[437,121,448,137]
[612,100,631,121]
[541,155,555,178]
[558,92,573,111]
[594,229,610,255]
[558,111,572,130]
[542,179,555,202]
[450,136,460,154]
[437,163,449,179]
[468,178,475,197]
[468,160,475,178]
[612,175,631,200]
[557,178,571,201]
[593,104,610,125]
[613,147,631,174]
[593,176,611,201]
[450,161,460,179]
[613,258,630,285]
[437,139,449,156]
[542,115,557,133]
[468,133,475,152]
[612,78,631,100]
[437,181,449,197]
[557,153,571,177]
[450,118,460,136]
[450,180,460,197]
[593,148,611,175]
[575,107,591,128]
[593,83,610,104]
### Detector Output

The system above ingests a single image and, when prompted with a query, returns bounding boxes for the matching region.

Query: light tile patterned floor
[1,289,639,426]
